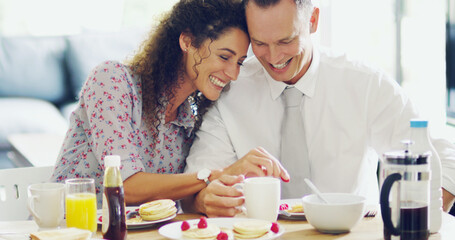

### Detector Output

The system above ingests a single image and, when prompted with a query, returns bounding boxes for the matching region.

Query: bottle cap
[104,155,121,167]
[410,119,428,128]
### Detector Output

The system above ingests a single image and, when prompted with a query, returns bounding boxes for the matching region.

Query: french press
[379,142,430,240]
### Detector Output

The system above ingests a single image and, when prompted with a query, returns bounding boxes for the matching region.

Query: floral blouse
[51,61,196,207]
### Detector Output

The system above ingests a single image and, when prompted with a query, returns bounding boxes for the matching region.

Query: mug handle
[27,195,42,222]
[380,172,402,236]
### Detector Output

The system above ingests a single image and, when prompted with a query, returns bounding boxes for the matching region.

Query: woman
[51,0,250,207]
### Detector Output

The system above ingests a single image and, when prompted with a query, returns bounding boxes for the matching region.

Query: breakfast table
[1,211,455,239]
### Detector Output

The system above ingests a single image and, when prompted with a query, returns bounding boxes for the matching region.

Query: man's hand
[442,188,455,212]
[195,174,245,217]
[222,146,290,182]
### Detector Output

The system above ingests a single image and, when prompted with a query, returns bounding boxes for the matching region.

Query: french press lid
[383,150,430,165]
[383,140,431,165]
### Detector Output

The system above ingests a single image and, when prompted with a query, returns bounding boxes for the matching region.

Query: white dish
[159,217,284,240]
[97,206,176,230]
[302,193,366,233]
[278,198,306,220]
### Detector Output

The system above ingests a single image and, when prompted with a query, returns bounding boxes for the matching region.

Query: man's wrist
[194,189,207,214]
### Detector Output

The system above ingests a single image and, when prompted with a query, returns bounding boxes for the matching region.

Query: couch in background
[0,29,147,167]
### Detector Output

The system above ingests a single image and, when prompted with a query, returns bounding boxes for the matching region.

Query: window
[0,0,178,36]
[319,0,450,138]
[447,0,455,125]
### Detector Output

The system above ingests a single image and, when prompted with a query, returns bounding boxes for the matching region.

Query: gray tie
[280,87,311,198]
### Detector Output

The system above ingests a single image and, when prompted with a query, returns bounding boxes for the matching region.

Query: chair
[0,166,54,221]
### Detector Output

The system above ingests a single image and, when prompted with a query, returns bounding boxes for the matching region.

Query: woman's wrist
[208,169,223,182]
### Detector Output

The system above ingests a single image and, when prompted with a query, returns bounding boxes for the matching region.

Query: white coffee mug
[27,182,65,229]
[241,177,281,221]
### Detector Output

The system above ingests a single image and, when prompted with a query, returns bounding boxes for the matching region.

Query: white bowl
[301,193,366,234]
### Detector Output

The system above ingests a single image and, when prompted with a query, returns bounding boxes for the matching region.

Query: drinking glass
[65,178,97,233]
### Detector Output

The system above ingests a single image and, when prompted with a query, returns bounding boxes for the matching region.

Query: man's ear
[310,7,320,33]
[179,32,193,52]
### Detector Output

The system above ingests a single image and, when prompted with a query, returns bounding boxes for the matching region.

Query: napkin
[30,228,91,240]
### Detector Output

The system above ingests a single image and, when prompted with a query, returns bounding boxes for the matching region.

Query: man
[184,0,455,217]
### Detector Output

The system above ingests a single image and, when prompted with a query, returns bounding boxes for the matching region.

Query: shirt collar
[266,46,320,100]
[160,98,196,137]
[175,98,196,135]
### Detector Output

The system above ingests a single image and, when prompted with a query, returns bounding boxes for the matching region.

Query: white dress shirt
[185,46,455,204]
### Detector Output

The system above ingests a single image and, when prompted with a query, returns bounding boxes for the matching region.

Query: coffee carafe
[379,143,430,240]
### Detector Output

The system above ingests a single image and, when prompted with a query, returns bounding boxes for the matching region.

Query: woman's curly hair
[128,0,248,140]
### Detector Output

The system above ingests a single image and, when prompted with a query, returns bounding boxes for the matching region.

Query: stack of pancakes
[139,199,177,221]
[287,204,304,213]
[181,224,221,239]
[233,220,272,239]
[30,228,91,240]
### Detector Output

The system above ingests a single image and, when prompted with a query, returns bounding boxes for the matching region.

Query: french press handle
[380,172,402,236]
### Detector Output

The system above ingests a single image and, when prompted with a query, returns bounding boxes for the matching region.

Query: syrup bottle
[102,155,127,240]
[410,119,442,233]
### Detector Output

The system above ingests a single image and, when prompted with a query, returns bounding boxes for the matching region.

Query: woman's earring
[184,49,188,52]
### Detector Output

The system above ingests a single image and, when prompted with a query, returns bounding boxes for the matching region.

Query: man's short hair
[243,0,313,23]
[243,0,311,9]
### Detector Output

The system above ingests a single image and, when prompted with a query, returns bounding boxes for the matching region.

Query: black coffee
[399,206,429,240]
[383,206,429,240]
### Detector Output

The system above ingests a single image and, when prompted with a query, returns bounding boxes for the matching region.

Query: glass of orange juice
[65,178,97,233]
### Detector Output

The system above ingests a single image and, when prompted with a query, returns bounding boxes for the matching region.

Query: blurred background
[0,0,454,161]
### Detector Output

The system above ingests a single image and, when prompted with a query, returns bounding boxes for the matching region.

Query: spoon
[304,178,329,204]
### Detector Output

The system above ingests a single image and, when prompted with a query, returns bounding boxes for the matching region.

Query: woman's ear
[179,32,192,53]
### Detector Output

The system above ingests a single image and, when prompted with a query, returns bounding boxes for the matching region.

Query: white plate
[279,198,306,220]
[97,206,176,230]
[159,217,284,240]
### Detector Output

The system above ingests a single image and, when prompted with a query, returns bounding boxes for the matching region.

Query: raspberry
[98,216,103,222]
[279,203,289,210]
[216,231,228,240]
[181,221,190,231]
[271,222,279,233]
[198,216,208,229]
